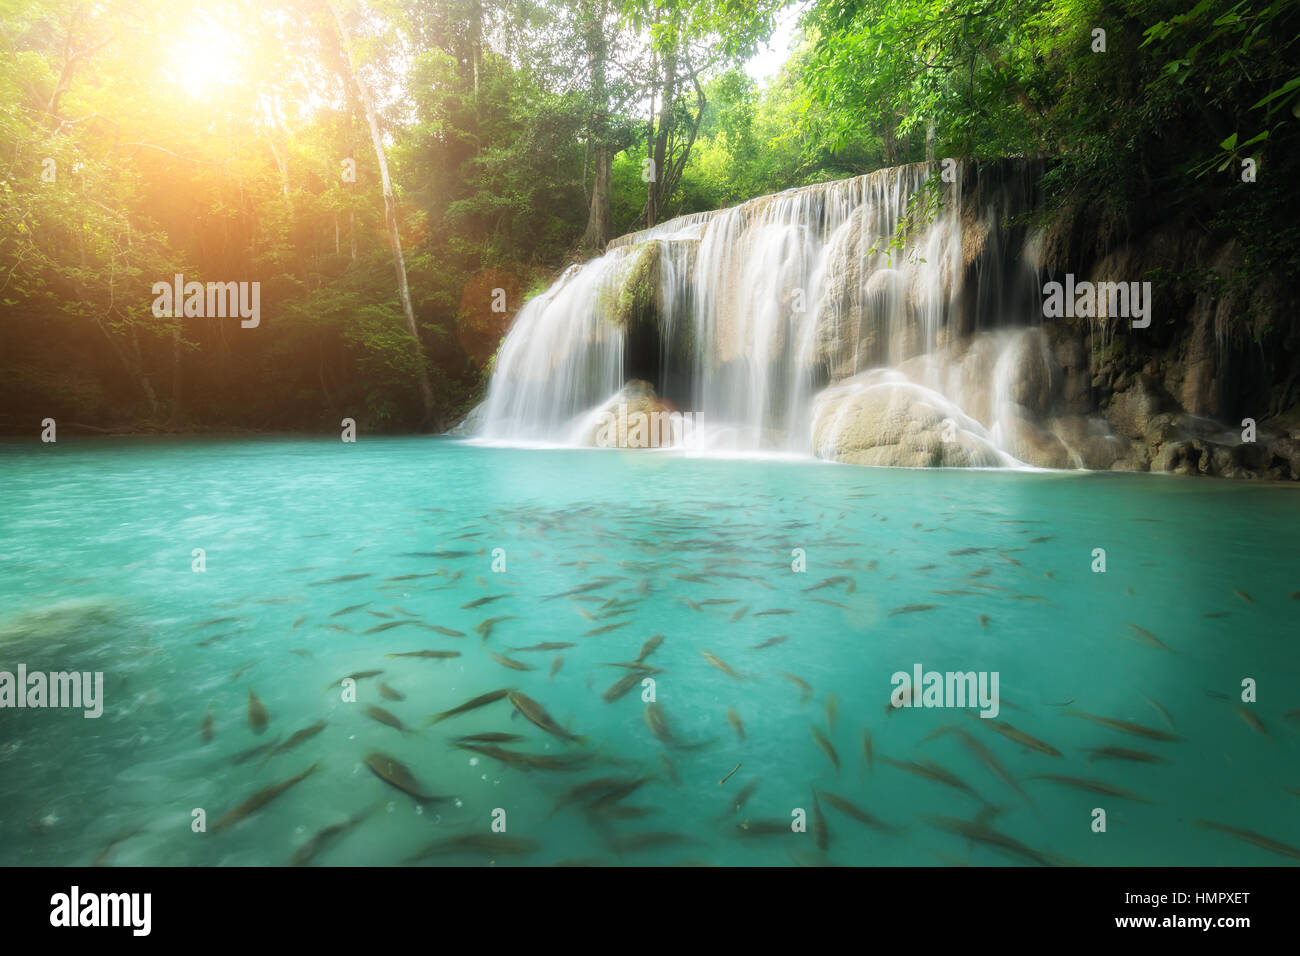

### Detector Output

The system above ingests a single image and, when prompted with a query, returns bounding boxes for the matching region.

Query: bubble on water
[295,825,305,834]
[454,798,463,808]
[415,805,423,815]
[469,757,479,767]
[481,774,487,780]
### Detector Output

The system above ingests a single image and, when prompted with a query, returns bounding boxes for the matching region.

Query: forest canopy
[1,0,1295,431]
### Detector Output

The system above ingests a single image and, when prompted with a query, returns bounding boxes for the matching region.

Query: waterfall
[474,159,1092,466]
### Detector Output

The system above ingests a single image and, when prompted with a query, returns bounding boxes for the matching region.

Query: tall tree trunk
[579,0,610,251]
[647,37,678,229]
[167,327,183,429]
[325,0,435,426]
[583,144,611,250]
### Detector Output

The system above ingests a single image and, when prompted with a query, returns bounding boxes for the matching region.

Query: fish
[730,605,750,622]
[288,649,313,659]
[231,736,280,766]
[735,818,793,838]
[888,604,938,616]
[196,632,235,648]
[723,778,760,816]
[636,634,664,662]
[1082,746,1168,764]
[194,616,241,629]
[810,725,840,774]
[751,635,788,650]
[425,688,512,725]
[200,709,214,744]
[644,701,711,750]
[549,655,564,680]
[327,669,384,688]
[489,650,535,671]
[364,620,418,634]
[474,615,518,639]
[378,683,405,701]
[924,815,1056,866]
[1194,820,1300,861]
[1237,706,1268,737]
[719,761,742,786]
[810,791,830,852]
[456,742,534,771]
[365,705,414,734]
[543,579,620,601]
[461,594,508,609]
[454,732,526,744]
[90,824,149,867]
[214,763,320,831]
[1143,695,1176,729]
[549,776,639,816]
[290,805,376,866]
[659,753,682,788]
[520,752,596,772]
[364,752,448,804]
[972,713,1063,756]
[263,720,328,763]
[385,650,459,660]
[1234,589,1254,604]
[509,642,576,652]
[701,650,744,680]
[1028,774,1155,803]
[809,598,848,609]
[946,726,1033,804]
[423,625,466,637]
[1066,710,1183,742]
[825,693,840,734]
[882,756,981,801]
[584,621,631,637]
[603,671,645,703]
[308,574,371,586]
[510,691,584,742]
[817,789,900,833]
[803,576,856,593]
[229,659,258,681]
[247,690,269,734]
[779,672,813,705]
[726,709,746,741]
[291,616,307,630]
[1125,624,1171,651]
[754,609,794,617]
[586,775,654,810]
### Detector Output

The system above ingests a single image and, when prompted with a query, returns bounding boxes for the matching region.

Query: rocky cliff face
[469,159,1300,479]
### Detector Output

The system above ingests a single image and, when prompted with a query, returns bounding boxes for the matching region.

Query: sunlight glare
[168,20,242,98]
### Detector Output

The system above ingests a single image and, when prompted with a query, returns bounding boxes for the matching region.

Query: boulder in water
[811,373,1013,468]
[575,381,695,449]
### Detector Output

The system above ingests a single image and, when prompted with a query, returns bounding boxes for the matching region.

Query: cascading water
[474,159,1094,466]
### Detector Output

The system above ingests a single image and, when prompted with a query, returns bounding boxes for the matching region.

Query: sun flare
[168,21,241,97]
